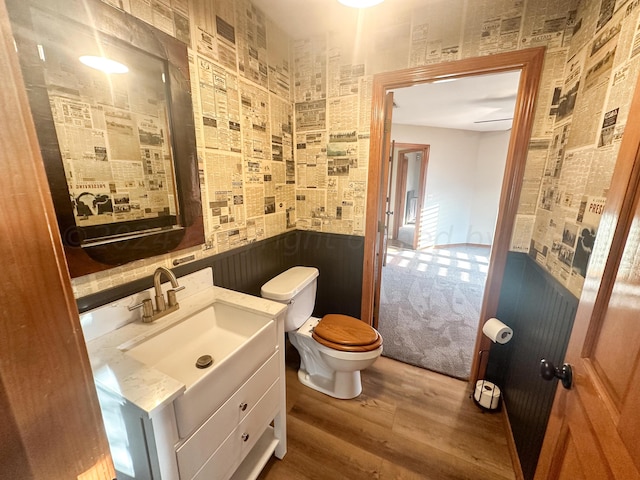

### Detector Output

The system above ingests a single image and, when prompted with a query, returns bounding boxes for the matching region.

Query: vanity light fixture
[338,0,384,8]
[79,55,129,74]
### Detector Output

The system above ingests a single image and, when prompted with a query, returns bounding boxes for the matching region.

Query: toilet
[261,266,383,399]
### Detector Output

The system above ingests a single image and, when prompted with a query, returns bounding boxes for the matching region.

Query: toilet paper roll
[474,380,501,410]
[482,317,513,344]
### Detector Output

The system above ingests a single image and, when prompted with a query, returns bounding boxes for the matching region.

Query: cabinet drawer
[192,379,281,480]
[237,377,280,461]
[176,352,279,480]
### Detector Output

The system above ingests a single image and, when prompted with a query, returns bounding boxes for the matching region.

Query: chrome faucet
[129,266,185,322]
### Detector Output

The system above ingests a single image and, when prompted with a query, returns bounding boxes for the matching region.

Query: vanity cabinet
[85,270,287,480]
[95,344,285,480]
[176,352,281,480]
[95,337,285,480]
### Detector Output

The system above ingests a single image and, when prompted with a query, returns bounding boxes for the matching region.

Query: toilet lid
[312,314,382,352]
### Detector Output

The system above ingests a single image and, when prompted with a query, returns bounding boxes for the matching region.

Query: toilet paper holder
[472,318,513,412]
[472,350,502,411]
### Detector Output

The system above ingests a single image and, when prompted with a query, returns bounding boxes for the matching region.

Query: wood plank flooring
[258,345,516,480]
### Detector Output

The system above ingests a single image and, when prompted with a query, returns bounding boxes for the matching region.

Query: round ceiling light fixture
[338,0,384,8]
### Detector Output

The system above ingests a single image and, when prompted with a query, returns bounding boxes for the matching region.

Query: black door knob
[540,358,573,389]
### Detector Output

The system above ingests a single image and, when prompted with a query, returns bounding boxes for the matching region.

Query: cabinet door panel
[192,380,280,480]
[177,352,279,479]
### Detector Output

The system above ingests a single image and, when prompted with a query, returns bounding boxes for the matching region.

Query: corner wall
[291,0,640,298]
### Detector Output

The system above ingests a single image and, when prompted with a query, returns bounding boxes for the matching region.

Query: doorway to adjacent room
[361,47,545,382]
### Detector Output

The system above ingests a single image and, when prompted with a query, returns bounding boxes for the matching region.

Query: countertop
[85,285,287,418]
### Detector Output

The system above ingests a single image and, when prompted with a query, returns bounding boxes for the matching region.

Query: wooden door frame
[392,144,430,249]
[392,150,410,240]
[0,0,114,476]
[361,47,546,383]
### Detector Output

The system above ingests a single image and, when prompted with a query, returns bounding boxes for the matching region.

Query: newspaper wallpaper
[74,0,640,299]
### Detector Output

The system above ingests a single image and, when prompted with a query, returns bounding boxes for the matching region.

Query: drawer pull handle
[242,433,250,442]
[239,402,248,411]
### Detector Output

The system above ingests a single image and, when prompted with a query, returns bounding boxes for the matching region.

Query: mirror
[9,0,204,277]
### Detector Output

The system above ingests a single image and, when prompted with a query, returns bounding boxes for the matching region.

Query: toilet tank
[261,266,319,332]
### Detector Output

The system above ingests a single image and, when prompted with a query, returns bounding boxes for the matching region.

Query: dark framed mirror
[8,0,204,277]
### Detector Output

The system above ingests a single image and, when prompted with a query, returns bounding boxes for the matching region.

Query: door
[534,77,640,480]
[0,1,115,477]
[370,91,394,329]
[412,146,429,250]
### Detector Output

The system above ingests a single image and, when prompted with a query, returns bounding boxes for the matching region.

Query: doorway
[391,144,429,250]
[361,47,545,383]
[380,126,512,379]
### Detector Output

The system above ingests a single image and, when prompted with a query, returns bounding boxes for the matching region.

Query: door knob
[540,358,572,389]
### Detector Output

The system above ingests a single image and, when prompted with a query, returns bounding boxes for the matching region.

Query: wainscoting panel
[78,231,365,320]
[295,231,365,319]
[207,232,298,297]
[76,231,298,312]
[488,252,578,480]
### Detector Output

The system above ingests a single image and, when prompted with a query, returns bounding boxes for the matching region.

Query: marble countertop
[85,285,287,418]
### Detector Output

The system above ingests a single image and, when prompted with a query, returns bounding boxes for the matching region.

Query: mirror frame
[8,0,204,277]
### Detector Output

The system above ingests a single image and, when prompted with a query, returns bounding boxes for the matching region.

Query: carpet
[377,244,490,380]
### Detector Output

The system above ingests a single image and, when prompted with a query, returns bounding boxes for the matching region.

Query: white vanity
[81,268,287,480]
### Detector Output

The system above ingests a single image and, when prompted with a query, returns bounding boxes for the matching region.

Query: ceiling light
[338,0,384,8]
[79,55,129,74]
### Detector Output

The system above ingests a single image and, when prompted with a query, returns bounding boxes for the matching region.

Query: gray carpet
[378,244,490,380]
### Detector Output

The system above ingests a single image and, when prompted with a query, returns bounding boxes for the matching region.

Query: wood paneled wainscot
[82,268,288,480]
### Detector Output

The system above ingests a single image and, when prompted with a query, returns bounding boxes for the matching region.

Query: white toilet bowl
[261,266,383,399]
[290,316,383,399]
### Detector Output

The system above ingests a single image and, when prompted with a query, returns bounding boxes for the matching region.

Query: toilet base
[297,368,362,399]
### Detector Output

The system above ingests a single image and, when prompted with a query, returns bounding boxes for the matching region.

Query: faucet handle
[167,285,185,307]
[128,298,154,322]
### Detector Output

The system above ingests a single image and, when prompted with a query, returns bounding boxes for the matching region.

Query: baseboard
[502,400,525,480]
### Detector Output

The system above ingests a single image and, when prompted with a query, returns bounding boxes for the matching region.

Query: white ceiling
[391,71,521,132]
[253,0,520,132]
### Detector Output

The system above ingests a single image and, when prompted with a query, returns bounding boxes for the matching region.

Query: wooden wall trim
[392,152,409,240]
[413,145,430,249]
[566,48,640,360]
[502,402,526,480]
[0,0,114,476]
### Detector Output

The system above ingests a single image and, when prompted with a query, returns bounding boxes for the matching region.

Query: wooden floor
[258,346,516,480]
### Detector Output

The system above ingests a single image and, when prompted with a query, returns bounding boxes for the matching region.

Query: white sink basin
[121,300,277,438]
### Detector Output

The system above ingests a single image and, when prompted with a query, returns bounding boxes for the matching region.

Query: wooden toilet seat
[311,314,382,352]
